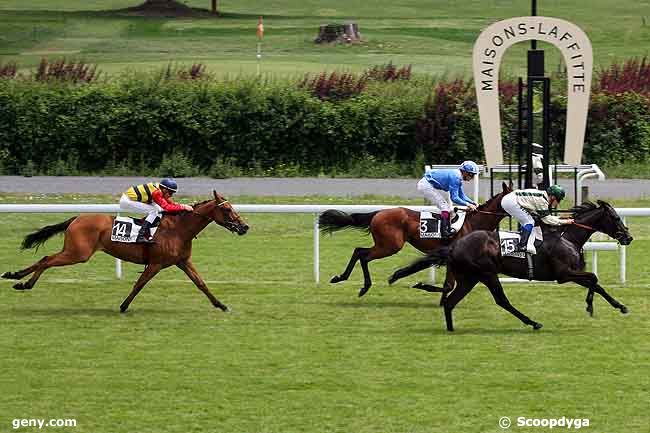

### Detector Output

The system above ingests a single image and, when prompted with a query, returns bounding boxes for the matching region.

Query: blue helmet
[160,178,178,192]
[459,160,479,175]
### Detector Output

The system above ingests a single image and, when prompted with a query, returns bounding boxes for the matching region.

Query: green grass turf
[0,194,649,432]
[1,0,649,76]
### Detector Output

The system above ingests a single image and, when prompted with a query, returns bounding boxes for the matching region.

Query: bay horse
[319,182,512,297]
[2,191,249,313]
[391,200,633,331]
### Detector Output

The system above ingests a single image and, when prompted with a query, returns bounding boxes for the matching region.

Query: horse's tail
[319,210,379,235]
[22,217,76,251]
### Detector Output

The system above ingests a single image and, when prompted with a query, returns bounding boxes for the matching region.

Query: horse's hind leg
[482,273,542,330]
[330,247,369,284]
[12,250,93,291]
[439,270,456,307]
[2,257,48,281]
[442,274,478,332]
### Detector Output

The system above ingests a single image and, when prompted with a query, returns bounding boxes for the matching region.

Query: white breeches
[417,178,451,212]
[502,192,535,227]
[119,194,161,223]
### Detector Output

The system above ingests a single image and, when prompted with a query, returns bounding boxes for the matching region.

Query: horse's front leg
[559,270,628,315]
[120,263,162,313]
[585,289,595,317]
[177,260,229,312]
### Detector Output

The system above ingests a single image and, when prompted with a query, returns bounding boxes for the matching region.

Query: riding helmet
[160,178,178,192]
[547,184,566,201]
[459,160,479,175]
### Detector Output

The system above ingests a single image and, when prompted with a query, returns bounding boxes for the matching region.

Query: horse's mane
[477,186,511,210]
[191,199,211,208]
[162,199,212,217]
[569,201,599,217]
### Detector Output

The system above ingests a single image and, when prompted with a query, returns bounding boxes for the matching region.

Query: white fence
[1,204,646,284]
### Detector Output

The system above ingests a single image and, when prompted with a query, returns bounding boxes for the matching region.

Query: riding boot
[440,216,452,239]
[516,229,531,252]
[136,220,155,243]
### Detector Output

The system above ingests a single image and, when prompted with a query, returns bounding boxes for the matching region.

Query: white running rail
[0,204,644,283]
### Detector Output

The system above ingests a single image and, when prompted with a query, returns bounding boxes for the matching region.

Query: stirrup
[136,233,155,244]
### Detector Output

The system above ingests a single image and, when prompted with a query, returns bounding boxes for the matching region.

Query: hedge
[0,77,648,176]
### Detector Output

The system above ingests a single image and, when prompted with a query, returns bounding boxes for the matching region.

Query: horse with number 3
[2,191,249,312]
[319,183,512,297]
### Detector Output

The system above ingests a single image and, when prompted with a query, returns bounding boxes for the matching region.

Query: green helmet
[547,184,566,201]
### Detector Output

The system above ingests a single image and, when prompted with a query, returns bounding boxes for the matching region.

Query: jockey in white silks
[500,184,574,254]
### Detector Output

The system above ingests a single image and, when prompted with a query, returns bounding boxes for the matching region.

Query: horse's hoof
[220,305,230,312]
[330,275,342,284]
[358,287,370,297]
[387,275,397,285]
[620,305,629,314]
[586,305,594,316]
[2,272,14,279]
[13,282,29,291]
[119,306,128,313]
[532,322,543,330]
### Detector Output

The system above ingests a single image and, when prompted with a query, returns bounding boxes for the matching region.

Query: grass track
[0,195,649,432]
[1,1,649,76]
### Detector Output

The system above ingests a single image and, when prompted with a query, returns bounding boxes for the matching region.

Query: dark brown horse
[2,191,249,312]
[319,182,512,297]
[391,200,633,331]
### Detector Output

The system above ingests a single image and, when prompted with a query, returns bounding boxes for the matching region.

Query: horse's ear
[502,182,512,193]
[596,199,609,208]
[213,190,218,200]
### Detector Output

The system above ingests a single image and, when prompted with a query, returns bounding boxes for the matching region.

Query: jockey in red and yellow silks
[119,178,192,242]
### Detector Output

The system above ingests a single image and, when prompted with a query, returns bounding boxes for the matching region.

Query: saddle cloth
[111,216,160,243]
[499,226,543,258]
[419,211,466,239]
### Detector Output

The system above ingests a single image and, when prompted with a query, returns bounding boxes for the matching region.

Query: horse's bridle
[191,200,238,229]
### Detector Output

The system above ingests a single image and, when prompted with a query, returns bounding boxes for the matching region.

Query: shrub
[298,71,367,101]
[596,57,650,96]
[363,62,412,82]
[33,58,99,83]
[0,62,17,79]
[156,151,201,177]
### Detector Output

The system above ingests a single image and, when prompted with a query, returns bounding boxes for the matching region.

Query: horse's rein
[191,200,230,220]
[572,221,596,231]
[475,210,508,216]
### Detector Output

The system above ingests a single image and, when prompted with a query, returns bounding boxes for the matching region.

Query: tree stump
[315,22,361,43]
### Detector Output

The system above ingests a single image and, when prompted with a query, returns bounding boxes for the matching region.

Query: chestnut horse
[319,182,512,297]
[2,191,249,313]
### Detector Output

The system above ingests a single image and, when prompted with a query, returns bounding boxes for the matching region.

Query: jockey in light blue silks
[417,161,479,238]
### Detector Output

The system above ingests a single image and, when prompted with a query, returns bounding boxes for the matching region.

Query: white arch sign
[473,16,593,167]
